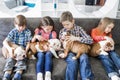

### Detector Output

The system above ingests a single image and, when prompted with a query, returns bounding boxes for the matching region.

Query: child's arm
[91,29,105,42]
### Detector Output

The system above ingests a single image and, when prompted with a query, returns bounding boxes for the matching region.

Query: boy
[2,15,32,80]
[59,11,94,80]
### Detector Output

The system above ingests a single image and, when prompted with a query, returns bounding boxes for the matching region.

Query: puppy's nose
[23,55,26,58]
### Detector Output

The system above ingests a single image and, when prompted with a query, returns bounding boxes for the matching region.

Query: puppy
[59,32,91,60]
[2,42,19,58]
[26,40,49,59]
[89,36,114,57]
[14,46,26,60]
[26,39,61,59]
[48,39,61,58]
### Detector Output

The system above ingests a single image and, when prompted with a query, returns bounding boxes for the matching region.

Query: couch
[0,18,120,80]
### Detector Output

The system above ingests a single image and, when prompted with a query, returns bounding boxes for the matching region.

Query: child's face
[42,26,53,33]
[15,25,26,32]
[104,23,114,33]
[62,20,74,30]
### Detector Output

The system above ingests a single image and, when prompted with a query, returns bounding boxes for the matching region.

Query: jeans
[65,52,94,80]
[36,51,52,74]
[98,50,120,77]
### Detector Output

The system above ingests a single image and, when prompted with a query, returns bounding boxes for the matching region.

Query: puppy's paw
[99,51,108,55]
[59,53,66,58]
[72,57,77,60]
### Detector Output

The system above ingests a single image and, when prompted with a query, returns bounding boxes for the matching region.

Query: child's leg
[12,70,23,80]
[3,70,12,80]
[36,52,44,80]
[3,58,15,80]
[45,51,52,80]
[109,51,120,73]
[12,59,27,80]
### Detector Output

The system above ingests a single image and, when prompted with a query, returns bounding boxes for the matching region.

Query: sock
[3,73,11,80]
[119,70,120,74]
[45,71,51,80]
[37,72,43,80]
[13,72,21,80]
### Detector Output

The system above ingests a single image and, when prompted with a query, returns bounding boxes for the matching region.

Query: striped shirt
[59,24,93,44]
[6,27,32,48]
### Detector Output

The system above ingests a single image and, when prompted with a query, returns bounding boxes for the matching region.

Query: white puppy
[99,36,114,55]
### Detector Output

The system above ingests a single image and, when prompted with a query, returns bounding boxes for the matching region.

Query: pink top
[34,28,57,40]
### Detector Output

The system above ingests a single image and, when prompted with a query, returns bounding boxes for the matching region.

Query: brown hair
[60,11,73,23]
[14,15,27,27]
[38,16,55,31]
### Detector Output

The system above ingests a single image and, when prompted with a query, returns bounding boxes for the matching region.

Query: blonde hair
[99,17,114,30]
[14,15,27,27]
[60,11,73,23]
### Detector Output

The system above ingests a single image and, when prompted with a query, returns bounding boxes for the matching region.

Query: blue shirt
[6,27,32,48]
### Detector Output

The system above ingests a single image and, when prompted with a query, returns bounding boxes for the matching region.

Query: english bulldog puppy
[14,46,26,61]
[59,32,91,60]
[26,39,61,59]
[89,36,114,57]
[26,40,49,59]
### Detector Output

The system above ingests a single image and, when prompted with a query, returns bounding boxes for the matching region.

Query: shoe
[12,72,21,80]
[45,71,51,80]
[37,72,43,80]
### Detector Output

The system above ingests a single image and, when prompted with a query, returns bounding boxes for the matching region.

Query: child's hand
[59,53,67,58]
[35,35,45,41]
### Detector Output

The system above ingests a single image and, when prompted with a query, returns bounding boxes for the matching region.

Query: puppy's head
[60,31,70,41]
[14,46,26,60]
[48,39,61,50]
[104,42,114,51]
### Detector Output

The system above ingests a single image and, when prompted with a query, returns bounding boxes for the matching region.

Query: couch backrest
[0,18,120,48]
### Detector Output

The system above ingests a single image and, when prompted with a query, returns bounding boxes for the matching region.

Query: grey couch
[0,18,120,80]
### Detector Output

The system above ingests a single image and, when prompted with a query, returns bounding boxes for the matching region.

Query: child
[2,15,32,80]
[59,11,94,80]
[91,17,120,80]
[32,16,57,80]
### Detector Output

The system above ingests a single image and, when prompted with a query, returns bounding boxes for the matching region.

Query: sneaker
[12,72,21,80]
[111,75,120,80]
[37,72,43,80]
[45,71,51,80]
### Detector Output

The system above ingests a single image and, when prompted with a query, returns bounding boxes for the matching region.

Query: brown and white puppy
[59,32,91,60]
[2,42,26,60]
[14,46,26,60]
[89,36,114,57]
[26,40,49,59]
[2,42,19,58]
[26,39,61,59]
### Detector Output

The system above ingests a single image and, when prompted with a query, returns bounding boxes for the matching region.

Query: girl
[32,16,57,80]
[91,17,120,80]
